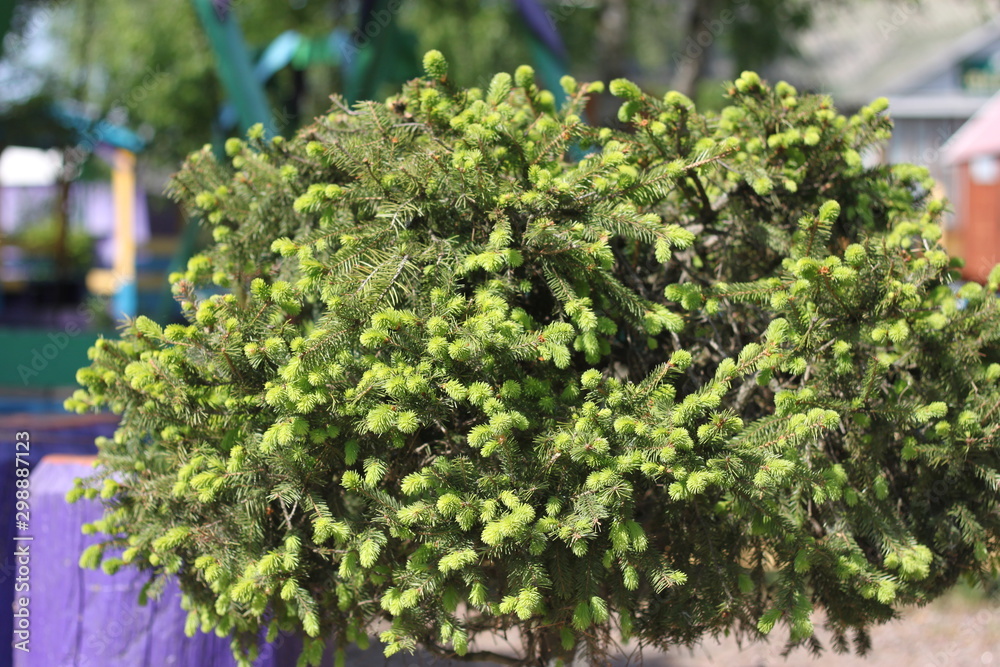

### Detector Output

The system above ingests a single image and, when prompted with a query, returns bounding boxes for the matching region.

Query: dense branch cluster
[68,51,1000,666]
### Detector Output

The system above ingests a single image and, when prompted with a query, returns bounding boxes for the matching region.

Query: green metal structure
[190,0,277,136]
[0,0,571,390]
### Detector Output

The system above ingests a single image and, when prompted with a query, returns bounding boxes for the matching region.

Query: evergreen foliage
[68,52,1000,666]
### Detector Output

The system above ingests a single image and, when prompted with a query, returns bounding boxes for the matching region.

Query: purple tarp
[13,455,300,667]
[1,415,115,667]
[2,419,520,666]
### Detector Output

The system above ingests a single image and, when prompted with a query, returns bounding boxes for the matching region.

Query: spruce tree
[68,51,1000,666]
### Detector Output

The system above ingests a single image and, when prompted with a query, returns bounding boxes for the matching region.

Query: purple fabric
[212,0,232,21]
[513,0,568,60]
[0,187,57,233]
[12,457,299,667]
[0,419,112,667]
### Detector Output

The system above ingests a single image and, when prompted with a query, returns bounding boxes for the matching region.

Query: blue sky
[1,6,62,105]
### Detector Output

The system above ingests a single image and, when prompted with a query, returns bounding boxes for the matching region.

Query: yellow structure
[85,147,138,318]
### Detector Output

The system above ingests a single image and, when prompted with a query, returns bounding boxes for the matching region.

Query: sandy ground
[661,595,1000,667]
[338,592,1000,666]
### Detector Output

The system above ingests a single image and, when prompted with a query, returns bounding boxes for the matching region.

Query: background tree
[44,0,338,165]
[4,0,879,168]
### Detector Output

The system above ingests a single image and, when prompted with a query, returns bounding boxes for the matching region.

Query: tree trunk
[535,627,578,667]
[53,158,72,282]
[596,0,629,83]
[670,0,716,98]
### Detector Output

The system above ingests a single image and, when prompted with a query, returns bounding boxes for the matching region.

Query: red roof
[943,91,1000,165]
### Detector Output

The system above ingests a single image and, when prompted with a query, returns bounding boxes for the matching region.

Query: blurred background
[3,1,1000,665]
[3,0,1000,371]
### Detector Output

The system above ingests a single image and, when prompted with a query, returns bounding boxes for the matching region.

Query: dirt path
[348,593,1000,666]
[660,594,1000,667]
[358,594,1000,667]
